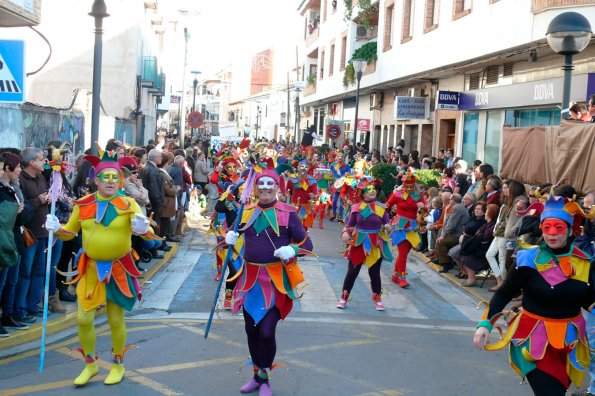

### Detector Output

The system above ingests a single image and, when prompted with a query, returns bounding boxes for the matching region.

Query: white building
[297,0,595,170]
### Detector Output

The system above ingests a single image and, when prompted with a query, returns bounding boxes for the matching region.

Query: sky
[166,0,301,77]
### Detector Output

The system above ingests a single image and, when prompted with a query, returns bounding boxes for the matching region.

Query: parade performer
[224,169,314,396]
[213,181,245,309]
[44,146,160,386]
[209,156,242,280]
[385,171,426,288]
[474,195,595,396]
[286,160,318,230]
[329,150,350,221]
[313,165,332,229]
[338,159,367,223]
[337,176,392,311]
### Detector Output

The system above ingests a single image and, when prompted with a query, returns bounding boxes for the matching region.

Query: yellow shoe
[104,363,125,385]
[73,362,99,386]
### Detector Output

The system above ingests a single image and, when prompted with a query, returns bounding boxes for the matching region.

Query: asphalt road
[0,215,542,395]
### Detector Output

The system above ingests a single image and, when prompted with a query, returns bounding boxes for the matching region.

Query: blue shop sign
[395,96,428,120]
[436,90,459,110]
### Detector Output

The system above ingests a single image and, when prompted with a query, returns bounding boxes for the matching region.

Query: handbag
[22,227,37,248]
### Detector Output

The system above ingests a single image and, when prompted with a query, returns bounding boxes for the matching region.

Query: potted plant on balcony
[306,73,317,87]
[343,0,375,29]
[342,41,377,88]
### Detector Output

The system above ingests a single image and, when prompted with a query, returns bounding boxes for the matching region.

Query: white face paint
[257,176,277,190]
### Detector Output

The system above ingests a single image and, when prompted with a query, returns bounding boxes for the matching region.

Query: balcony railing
[531,0,592,13]
[148,72,165,96]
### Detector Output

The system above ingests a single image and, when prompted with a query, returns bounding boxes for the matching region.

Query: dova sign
[436,90,459,110]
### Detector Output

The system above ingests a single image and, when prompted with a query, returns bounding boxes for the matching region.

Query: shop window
[504,107,561,127]
[485,111,502,173]
[462,112,479,164]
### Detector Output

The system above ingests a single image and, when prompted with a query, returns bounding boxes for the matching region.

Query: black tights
[526,369,567,396]
[243,308,281,383]
[342,259,382,294]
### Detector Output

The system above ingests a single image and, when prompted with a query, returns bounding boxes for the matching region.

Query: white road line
[299,264,343,313]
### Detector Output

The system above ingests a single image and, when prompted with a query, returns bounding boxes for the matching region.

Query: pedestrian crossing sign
[0,40,25,104]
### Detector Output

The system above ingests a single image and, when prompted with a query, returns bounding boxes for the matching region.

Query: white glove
[225,231,239,245]
[274,245,296,261]
[45,214,61,233]
[131,213,150,235]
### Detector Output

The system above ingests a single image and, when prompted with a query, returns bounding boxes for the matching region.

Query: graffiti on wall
[0,104,85,153]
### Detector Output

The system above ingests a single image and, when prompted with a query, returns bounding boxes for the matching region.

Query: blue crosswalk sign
[0,40,25,104]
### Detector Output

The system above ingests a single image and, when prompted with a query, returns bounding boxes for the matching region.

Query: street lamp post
[89,0,109,155]
[352,59,367,149]
[294,81,305,144]
[546,12,592,119]
[191,70,201,137]
[255,105,261,141]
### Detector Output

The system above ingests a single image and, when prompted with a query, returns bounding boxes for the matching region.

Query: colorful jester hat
[401,169,416,186]
[84,144,137,189]
[356,175,382,195]
[46,141,73,174]
[540,194,595,236]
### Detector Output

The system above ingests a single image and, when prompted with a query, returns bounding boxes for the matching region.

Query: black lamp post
[352,58,367,148]
[89,0,109,155]
[191,70,201,137]
[255,105,262,141]
[546,12,592,119]
[294,81,304,143]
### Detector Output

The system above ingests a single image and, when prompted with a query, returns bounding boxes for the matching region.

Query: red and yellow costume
[286,160,318,230]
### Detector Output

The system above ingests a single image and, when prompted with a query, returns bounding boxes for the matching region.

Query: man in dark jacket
[140,149,169,250]
[166,155,184,242]
[434,193,470,272]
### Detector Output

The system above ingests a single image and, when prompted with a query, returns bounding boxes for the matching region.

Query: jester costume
[477,196,595,394]
[338,177,392,311]
[52,148,160,386]
[286,160,318,230]
[313,165,332,229]
[329,152,351,221]
[384,172,425,288]
[230,171,313,395]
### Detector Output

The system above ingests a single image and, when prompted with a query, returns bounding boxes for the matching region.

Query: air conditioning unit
[370,93,383,110]
[355,25,373,40]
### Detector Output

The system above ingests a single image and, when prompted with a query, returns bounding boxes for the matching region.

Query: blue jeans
[586,310,595,394]
[142,239,162,250]
[15,238,47,315]
[0,255,21,316]
[332,192,344,218]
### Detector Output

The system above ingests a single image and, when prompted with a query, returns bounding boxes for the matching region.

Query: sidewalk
[0,243,180,352]
[412,250,495,304]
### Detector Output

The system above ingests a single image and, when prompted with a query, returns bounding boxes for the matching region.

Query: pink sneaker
[336,290,349,309]
[240,378,261,393]
[372,293,385,311]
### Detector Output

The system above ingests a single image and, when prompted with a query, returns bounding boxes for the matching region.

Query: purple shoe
[240,378,261,393]
[259,383,272,396]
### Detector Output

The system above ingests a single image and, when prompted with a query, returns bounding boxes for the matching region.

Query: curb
[0,243,179,351]
[411,250,491,304]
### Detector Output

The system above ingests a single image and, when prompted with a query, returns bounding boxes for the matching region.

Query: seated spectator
[463,192,477,217]
[459,204,499,286]
[433,193,470,273]
[481,175,501,206]
[449,202,487,279]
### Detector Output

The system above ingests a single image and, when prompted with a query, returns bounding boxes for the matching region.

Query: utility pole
[191,70,201,138]
[89,0,109,154]
[287,72,291,142]
[179,28,189,148]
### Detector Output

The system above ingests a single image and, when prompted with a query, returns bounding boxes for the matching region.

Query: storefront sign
[394,97,428,119]
[357,118,371,130]
[437,90,459,110]
[326,124,342,139]
[459,74,590,110]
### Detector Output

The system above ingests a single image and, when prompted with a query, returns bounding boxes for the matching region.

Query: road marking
[136,356,244,374]
[299,264,342,312]
[0,379,75,395]
[376,270,426,319]
[285,339,379,354]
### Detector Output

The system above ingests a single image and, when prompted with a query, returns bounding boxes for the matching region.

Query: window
[468,73,481,90]
[323,0,327,22]
[320,49,325,80]
[453,0,472,20]
[329,43,335,76]
[462,112,479,164]
[485,111,502,173]
[503,63,513,77]
[486,65,499,85]
[383,3,394,52]
[504,107,561,128]
[340,35,347,71]
[402,0,413,43]
[424,0,439,32]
